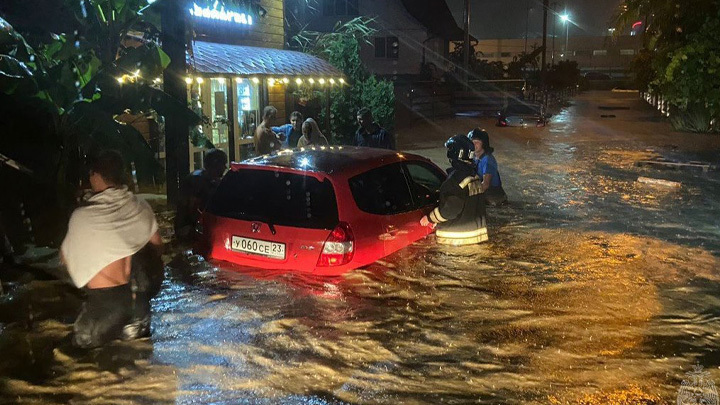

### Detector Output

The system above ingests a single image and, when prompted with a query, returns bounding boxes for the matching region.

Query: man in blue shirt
[468,128,507,206]
[272,111,303,148]
[355,108,394,149]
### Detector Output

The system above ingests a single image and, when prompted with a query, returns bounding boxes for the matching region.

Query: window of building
[620,49,636,55]
[593,49,608,56]
[386,36,399,58]
[323,0,359,16]
[500,52,511,57]
[374,37,386,57]
[374,36,399,59]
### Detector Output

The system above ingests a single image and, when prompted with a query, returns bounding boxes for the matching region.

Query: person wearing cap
[468,128,508,206]
[420,135,488,245]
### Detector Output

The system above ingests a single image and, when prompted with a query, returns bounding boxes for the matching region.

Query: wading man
[61,150,162,348]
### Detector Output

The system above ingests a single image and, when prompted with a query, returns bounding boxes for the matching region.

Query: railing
[641,91,671,117]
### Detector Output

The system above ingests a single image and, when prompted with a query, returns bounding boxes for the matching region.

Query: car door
[403,160,447,241]
[348,162,416,257]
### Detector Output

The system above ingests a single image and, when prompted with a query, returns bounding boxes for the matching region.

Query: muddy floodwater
[2,92,720,404]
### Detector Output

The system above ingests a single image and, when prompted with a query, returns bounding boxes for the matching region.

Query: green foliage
[629,49,654,92]
[292,17,395,143]
[0,0,208,245]
[655,16,720,132]
[616,0,720,133]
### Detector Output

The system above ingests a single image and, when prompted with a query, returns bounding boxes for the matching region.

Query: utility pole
[524,0,530,53]
[161,0,189,207]
[551,2,556,65]
[463,0,470,83]
[541,0,548,92]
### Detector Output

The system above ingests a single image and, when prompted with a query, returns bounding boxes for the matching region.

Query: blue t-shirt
[271,124,303,148]
[476,153,502,187]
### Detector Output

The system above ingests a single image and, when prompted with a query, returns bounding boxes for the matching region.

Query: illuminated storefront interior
[186,41,343,167]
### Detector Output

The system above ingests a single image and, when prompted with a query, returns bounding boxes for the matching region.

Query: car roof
[233,146,426,177]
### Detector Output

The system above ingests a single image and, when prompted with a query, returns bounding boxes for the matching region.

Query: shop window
[235,78,260,157]
[323,0,359,16]
[210,78,229,150]
[374,36,399,59]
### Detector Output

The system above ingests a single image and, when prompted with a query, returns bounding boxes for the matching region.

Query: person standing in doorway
[272,111,304,148]
[255,106,284,155]
[355,108,394,150]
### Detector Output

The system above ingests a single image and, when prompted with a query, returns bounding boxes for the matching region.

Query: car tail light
[317,222,354,267]
[499,119,508,127]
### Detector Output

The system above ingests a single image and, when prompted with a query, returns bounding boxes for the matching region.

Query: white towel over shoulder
[61,186,158,287]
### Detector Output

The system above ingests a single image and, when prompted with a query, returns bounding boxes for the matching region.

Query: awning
[188,41,344,78]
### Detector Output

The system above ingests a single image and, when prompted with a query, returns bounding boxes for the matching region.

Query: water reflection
[2,93,720,403]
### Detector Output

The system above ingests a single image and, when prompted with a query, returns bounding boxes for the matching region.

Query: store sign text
[189,3,253,25]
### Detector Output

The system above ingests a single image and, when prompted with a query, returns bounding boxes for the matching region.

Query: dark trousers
[485,186,508,207]
[72,245,164,348]
[72,284,132,348]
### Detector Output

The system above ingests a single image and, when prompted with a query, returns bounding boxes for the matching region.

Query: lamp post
[560,13,570,58]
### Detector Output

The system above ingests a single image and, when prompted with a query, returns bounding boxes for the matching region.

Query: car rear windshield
[506,104,540,114]
[207,169,339,229]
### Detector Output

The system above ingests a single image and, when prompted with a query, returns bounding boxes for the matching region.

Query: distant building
[470,35,642,77]
[285,0,469,80]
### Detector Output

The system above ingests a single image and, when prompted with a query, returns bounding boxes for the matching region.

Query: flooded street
[2,91,720,404]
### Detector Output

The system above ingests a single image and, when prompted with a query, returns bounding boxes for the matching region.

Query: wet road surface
[2,91,720,404]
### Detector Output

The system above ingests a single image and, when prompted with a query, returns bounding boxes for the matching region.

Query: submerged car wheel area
[200,147,447,275]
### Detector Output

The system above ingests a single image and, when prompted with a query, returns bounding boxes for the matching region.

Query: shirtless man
[61,150,162,348]
[255,105,285,155]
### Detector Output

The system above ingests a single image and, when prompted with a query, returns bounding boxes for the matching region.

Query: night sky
[445,0,625,39]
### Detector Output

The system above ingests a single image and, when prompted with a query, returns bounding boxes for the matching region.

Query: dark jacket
[175,169,219,241]
[428,163,488,245]
[355,123,394,150]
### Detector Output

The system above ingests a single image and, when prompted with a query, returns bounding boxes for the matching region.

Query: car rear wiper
[266,222,277,235]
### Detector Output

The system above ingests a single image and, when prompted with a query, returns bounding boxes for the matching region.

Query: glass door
[233,78,260,160]
[209,78,229,154]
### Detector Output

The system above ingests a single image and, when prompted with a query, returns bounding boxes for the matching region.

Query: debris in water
[637,176,681,188]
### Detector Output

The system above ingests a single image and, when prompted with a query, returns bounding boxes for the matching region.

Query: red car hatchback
[200,146,447,275]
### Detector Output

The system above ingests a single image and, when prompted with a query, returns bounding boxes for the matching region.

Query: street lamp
[560,13,570,58]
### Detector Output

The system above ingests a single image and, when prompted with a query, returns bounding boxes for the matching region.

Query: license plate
[231,236,286,260]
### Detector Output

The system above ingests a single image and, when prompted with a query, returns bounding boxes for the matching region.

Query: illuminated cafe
[183,1,344,168]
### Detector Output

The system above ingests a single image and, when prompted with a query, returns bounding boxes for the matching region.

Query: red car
[200,146,447,275]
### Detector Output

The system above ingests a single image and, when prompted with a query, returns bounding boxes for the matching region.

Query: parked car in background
[583,71,612,80]
[497,103,548,127]
[200,147,447,275]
